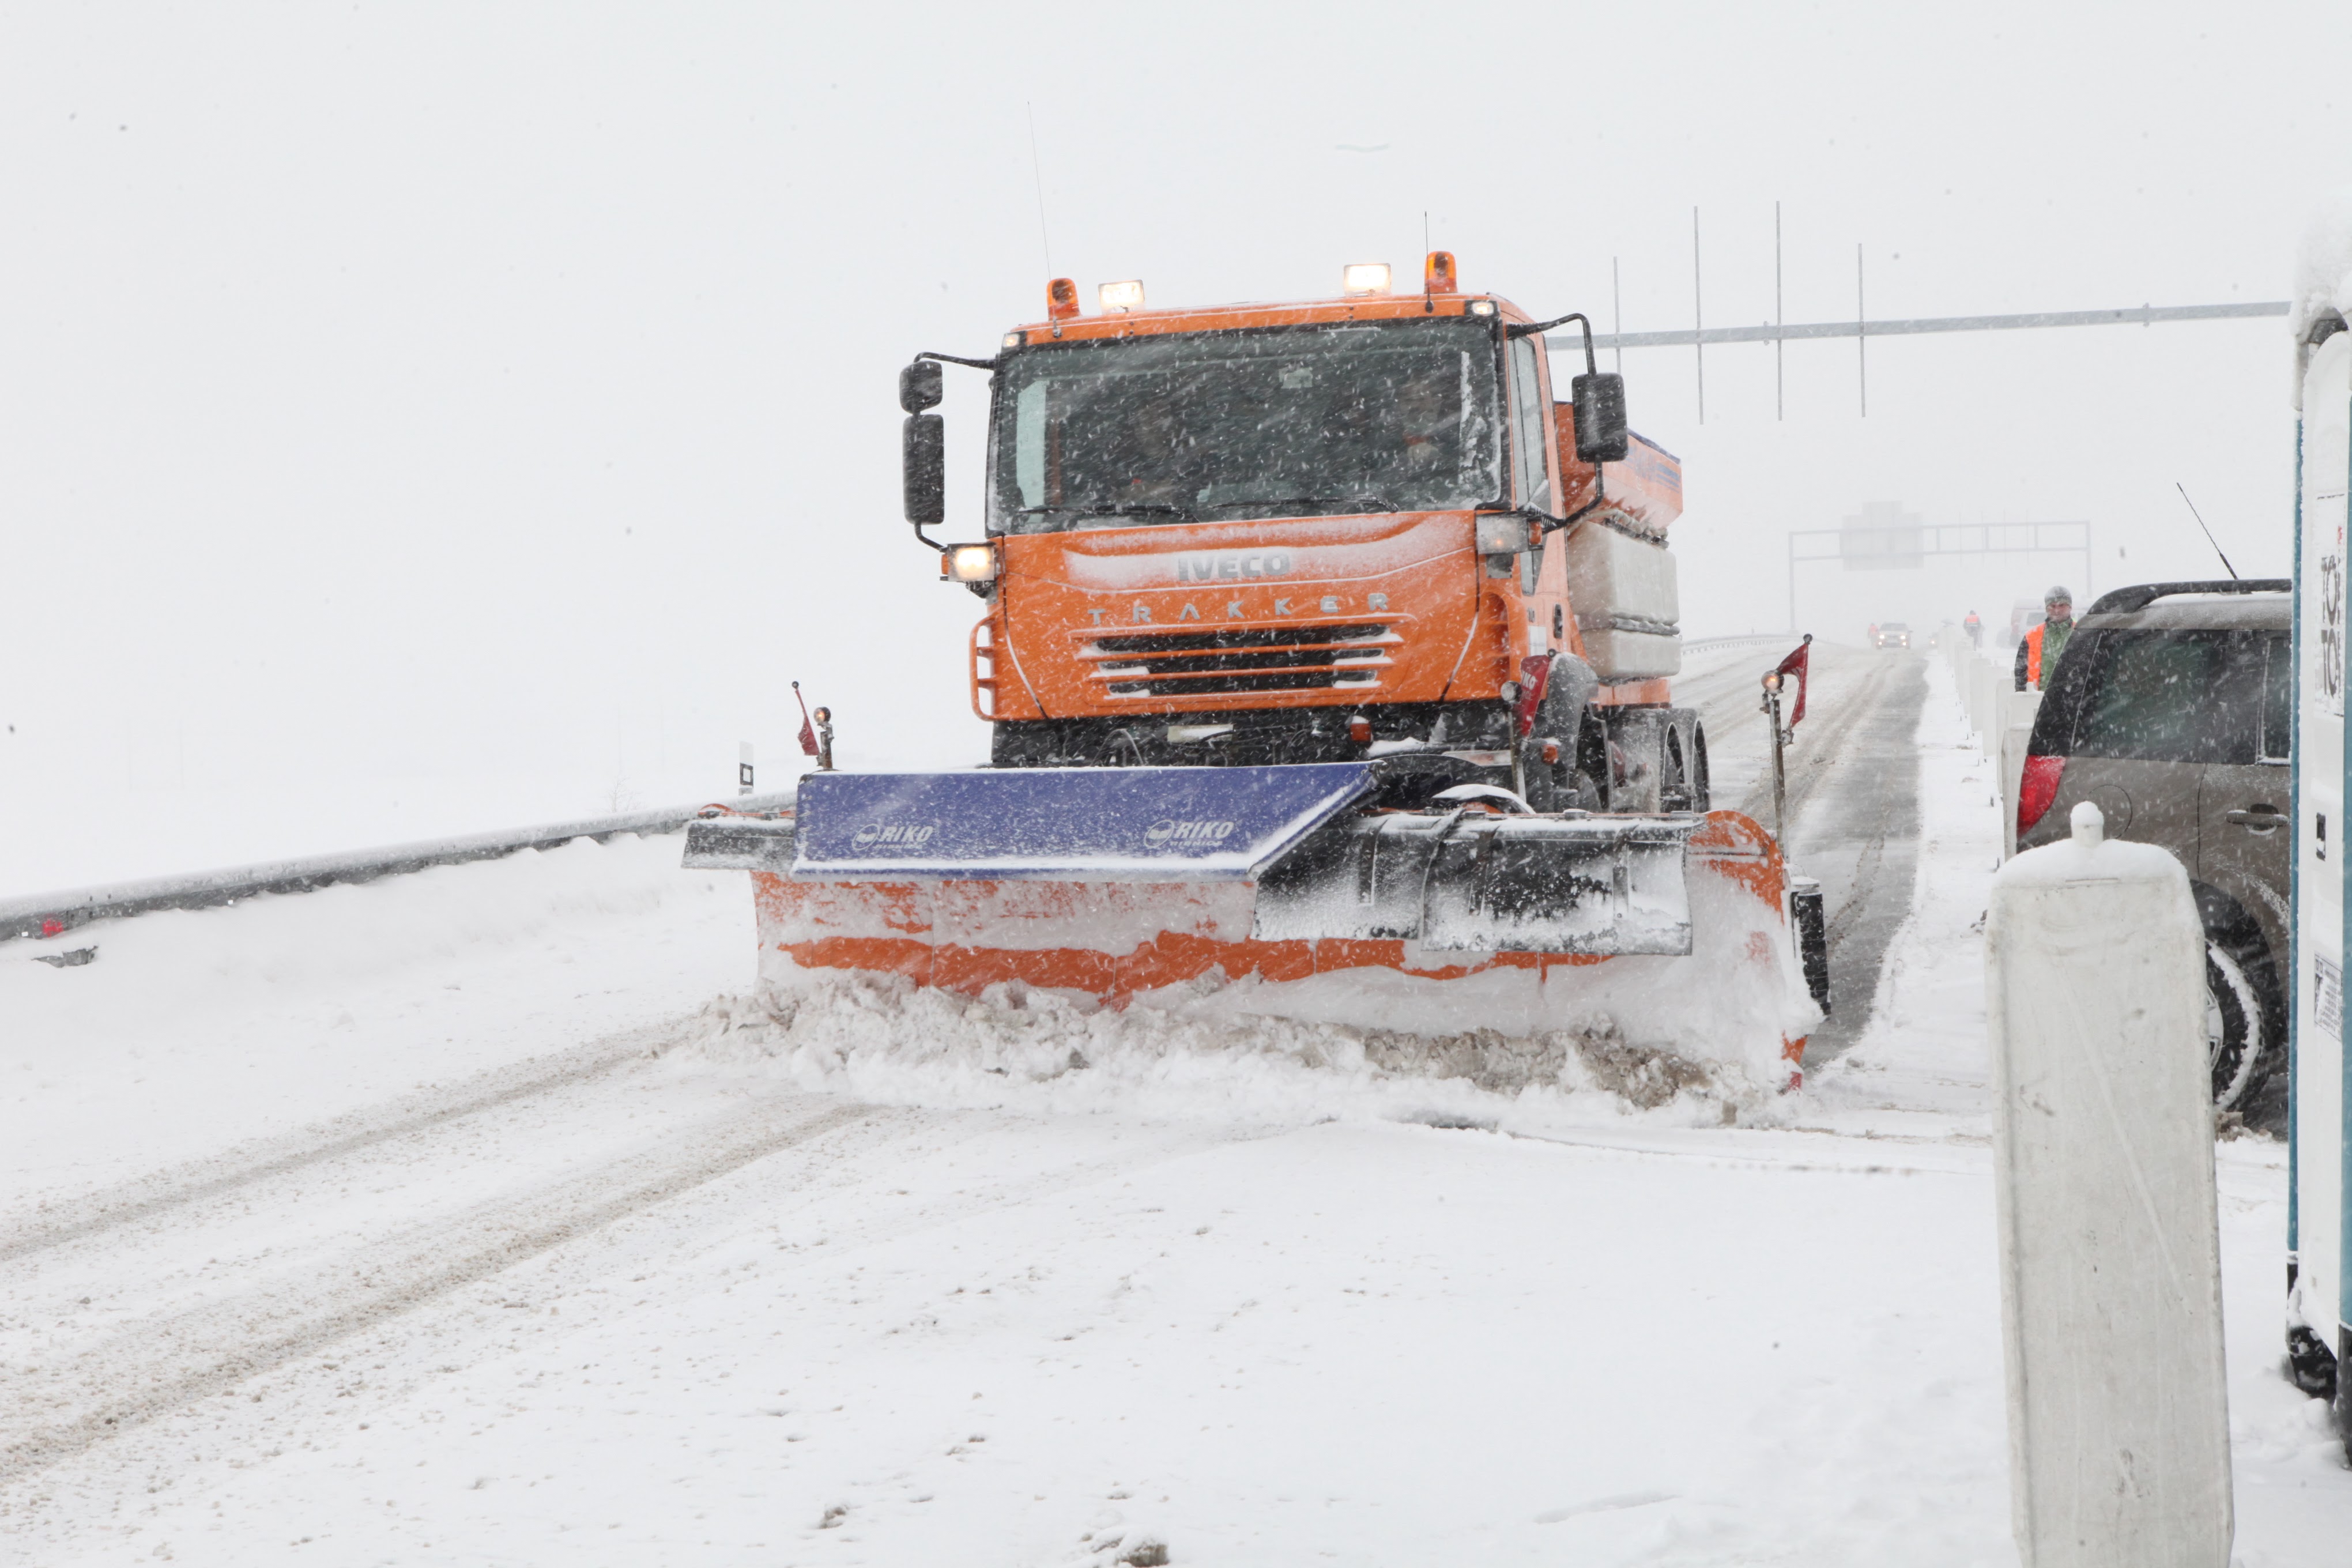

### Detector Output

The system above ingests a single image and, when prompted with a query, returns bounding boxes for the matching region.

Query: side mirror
[899,359,943,414]
[1571,371,1629,464]
[903,414,945,526]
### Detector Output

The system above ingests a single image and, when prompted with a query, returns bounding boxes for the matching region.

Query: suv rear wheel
[2206,938,2276,1111]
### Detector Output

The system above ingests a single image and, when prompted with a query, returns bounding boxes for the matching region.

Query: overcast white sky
[2,2,2346,888]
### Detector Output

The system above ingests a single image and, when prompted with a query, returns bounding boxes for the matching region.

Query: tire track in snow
[1688,649,1926,1058]
[0,1020,681,1265]
[0,1094,1238,1503]
[0,1095,884,1477]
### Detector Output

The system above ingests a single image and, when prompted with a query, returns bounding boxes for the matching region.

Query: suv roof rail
[2085,579,2291,616]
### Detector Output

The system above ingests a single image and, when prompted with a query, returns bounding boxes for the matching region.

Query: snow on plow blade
[689,766,1822,1087]
[682,815,797,872]
[1254,812,1698,956]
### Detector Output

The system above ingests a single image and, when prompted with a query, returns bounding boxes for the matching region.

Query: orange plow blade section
[748,811,1820,1092]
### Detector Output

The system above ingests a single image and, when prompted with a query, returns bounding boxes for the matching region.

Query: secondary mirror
[903,413,945,526]
[1572,371,1630,464]
[899,359,943,414]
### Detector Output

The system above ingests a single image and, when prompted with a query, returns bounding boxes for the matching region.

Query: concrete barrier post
[1987,801,2232,1567]
[2000,688,2042,858]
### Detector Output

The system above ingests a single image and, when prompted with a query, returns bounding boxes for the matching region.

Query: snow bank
[1,831,750,1199]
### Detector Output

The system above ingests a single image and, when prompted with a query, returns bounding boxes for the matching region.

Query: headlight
[942,544,998,583]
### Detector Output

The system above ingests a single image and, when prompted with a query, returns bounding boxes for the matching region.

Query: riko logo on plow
[850,823,938,851]
[1144,819,1238,847]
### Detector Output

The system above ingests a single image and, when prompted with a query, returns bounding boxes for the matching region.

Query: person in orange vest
[1963,609,1983,649]
[2012,586,2074,689]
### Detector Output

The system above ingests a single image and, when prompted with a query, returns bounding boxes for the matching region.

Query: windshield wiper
[1207,495,1397,514]
[1019,502,1197,523]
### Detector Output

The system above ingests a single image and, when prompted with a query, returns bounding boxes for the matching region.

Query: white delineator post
[1987,801,2232,1567]
[1999,685,2042,860]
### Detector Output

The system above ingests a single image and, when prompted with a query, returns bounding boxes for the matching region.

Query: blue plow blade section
[790,763,1378,882]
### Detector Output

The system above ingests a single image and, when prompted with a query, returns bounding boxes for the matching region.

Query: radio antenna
[2175,483,2240,581]
[1024,103,1054,279]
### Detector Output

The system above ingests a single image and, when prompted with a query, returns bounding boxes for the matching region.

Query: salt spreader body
[689,256,1829,1087]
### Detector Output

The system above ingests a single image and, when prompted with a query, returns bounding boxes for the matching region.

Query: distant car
[1872,621,1912,650]
[2016,581,2292,1109]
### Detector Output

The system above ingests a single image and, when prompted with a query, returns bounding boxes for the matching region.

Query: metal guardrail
[1681,634,1800,655]
[0,790,801,945]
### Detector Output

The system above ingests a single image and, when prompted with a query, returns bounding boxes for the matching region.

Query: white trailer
[2289,213,2352,1451]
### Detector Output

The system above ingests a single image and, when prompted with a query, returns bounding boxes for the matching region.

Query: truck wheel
[1660,715,1708,812]
[2289,1322,2339,1403]
[2206,941,2274,1111]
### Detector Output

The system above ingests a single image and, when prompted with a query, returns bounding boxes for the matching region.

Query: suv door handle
[2226,806,2285,830]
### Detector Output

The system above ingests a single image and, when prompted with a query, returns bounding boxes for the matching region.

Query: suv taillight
[2018,755,2065,835]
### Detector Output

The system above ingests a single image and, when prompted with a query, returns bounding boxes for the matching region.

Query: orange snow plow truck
[688,255,1829,1088]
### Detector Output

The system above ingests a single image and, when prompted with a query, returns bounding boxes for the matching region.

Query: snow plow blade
[690,765,1822,1090]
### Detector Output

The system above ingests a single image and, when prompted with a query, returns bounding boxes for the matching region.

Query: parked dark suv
[2016,580,2291,1110]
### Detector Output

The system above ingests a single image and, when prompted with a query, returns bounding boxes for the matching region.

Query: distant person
[2014,586,2075,690]
[1964,609,1983,649]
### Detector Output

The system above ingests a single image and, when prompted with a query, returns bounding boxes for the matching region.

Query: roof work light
[1098,279,1145,313]
[1342,262,1392,296]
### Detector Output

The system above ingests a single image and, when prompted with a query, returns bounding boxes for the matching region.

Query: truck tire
[1660,713,1709,812]
[2206,938,2275,1111]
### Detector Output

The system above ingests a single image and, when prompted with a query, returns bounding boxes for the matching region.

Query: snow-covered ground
[3,657,2348,1565]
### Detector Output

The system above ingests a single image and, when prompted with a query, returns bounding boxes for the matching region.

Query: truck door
[2196,628,2292,961]
[1506,334,1554,612]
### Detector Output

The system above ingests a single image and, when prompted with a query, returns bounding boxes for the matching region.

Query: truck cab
[903,255,1701,813]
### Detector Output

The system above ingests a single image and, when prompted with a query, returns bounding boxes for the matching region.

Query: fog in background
[2,2,2345,890]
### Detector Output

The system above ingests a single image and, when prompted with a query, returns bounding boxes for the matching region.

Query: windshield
[989,318,1503,533]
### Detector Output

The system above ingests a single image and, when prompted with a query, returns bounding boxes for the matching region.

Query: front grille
[1079,620,1399,698]
[1092,623,1389,655]
[1106,669,1366,697]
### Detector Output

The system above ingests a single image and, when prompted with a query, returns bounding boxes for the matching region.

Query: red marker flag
[1774,636,1812,729]
[793,681,821,757]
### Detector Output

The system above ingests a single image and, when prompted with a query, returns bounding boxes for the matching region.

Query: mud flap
[1788,874,1831,1016]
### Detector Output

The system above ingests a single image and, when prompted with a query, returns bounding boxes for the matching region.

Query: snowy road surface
[1678,638,1927,1064]
[5,657,2350,1565]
